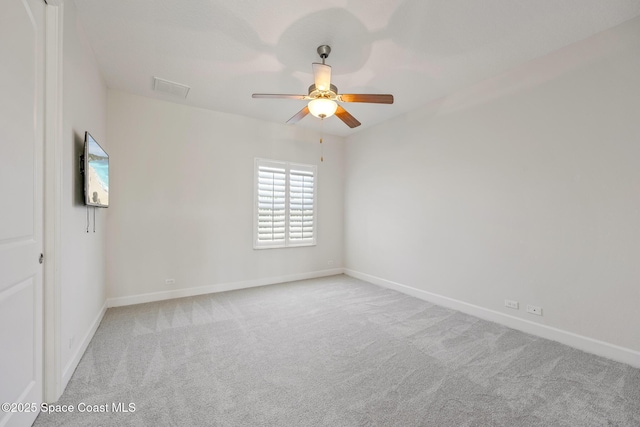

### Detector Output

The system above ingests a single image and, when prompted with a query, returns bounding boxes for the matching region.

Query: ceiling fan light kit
[252,45,394,128]
[308,98,338,118]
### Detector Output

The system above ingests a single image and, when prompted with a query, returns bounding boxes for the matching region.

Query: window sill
[254,242,316,250]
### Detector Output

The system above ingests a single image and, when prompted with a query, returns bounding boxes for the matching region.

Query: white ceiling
[74,0,640,137]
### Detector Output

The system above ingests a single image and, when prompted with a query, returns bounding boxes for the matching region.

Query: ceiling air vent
[153,77,190,98]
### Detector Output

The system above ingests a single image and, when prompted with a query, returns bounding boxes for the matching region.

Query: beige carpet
[34,275,640,426]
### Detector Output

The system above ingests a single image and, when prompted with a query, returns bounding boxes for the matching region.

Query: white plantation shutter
[257,165,286,244]
[254,159,317,248]
[289,167,315,242]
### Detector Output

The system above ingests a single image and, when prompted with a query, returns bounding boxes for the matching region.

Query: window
[254,158,317,249]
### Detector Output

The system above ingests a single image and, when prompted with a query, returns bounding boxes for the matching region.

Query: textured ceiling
[74,0,640,137]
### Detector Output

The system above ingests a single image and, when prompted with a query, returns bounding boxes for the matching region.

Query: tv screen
[84,132,109,207]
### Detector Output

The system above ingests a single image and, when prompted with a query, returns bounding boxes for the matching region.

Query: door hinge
[39,253,44,264]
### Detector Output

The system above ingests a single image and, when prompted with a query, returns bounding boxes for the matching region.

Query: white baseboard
[62,301,107,389]
[344,269,640,369]
[107,268,345,308]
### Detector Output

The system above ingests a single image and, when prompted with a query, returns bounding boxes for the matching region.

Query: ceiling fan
[252,45,394,128]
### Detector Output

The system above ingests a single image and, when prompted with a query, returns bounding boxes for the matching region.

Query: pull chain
[320,117,324,162]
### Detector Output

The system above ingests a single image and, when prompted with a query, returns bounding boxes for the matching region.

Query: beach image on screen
[87,135,109,206]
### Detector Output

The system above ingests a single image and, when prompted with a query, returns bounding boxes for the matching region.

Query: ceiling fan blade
[252,93,308,100]
[335,105,361,128]
[338,94,394,104]
[286,106,310,125]
[312,63,332,91]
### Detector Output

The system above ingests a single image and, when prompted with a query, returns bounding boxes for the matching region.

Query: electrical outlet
[165,278,175,285]
[328,260,334,266]
[527,305,542,316]
[69,335,75,349]
[504,299,519,310]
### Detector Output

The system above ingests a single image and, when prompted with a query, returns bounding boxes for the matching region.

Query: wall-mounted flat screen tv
[84,132,109,207]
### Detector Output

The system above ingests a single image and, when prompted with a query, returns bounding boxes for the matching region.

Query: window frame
[253,158,317,249]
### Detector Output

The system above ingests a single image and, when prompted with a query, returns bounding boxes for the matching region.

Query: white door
[0,0,45,426]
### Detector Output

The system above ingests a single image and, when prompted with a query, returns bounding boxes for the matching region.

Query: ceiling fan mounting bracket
[317,45,331,64]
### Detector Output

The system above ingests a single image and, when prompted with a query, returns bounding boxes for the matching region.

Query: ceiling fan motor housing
[308,83,338,100]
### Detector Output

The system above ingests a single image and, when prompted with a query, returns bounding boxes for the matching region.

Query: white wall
[60,0,108,383]
[106,91,343,303]
[345,18,640,355]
